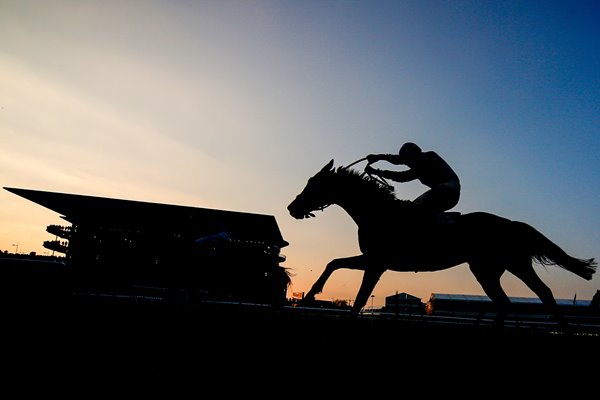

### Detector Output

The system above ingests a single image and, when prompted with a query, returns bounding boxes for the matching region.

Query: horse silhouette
[287,159,597,327]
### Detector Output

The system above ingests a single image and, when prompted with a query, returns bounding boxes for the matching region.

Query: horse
[287,159,597,327]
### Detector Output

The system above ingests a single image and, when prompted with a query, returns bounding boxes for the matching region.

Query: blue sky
[1,1,598,306]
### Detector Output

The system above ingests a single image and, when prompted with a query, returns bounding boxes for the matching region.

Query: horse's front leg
[351,267,385,316]
[303,255,367,302]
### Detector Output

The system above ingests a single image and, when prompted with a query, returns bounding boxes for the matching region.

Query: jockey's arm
[367,153,402,165]
[379,169,417,183]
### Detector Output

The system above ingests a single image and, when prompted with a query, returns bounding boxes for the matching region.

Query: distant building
[383,292,424,314]
[3,187,291,305]
[425,292,595,320]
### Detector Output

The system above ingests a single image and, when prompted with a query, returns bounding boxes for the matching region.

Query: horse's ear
[321,159,334,173]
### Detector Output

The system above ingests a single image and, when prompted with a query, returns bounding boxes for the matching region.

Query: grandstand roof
[5,187,288,248]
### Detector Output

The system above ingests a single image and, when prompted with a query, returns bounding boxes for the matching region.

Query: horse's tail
[515,221,597,280]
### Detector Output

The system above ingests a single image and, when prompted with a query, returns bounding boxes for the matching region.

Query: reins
[312,156,394,215]
[343,156,367,169]
[341,157,393,190]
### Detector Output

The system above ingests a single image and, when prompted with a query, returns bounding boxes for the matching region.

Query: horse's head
[287,159,336,219]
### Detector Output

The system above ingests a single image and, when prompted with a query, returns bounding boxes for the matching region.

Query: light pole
[370,294,375,315]
[12,243,19,254]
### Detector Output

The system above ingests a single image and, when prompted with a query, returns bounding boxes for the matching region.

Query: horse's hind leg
[469,263,512,328]
[508,260,568,331]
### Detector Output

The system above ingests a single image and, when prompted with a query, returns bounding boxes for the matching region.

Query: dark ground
[2,256,597,394]
[2,297,599,394]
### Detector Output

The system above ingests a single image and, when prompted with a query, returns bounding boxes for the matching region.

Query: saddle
[402,210,461,234]
[434,211,461,225]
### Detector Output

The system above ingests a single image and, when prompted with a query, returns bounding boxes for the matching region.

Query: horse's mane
[333,166,410,206]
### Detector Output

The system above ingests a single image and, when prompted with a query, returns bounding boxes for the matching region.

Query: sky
[1,0,598,307]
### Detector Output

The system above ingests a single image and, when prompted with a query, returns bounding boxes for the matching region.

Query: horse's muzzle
[287,202,304,219]
[287,199,312,219]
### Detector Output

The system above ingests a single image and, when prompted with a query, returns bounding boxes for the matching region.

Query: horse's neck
[335,195,401,228]
[336,201,369,227]
[329,172,409,226]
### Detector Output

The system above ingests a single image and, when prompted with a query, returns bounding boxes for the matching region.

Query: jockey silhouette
[365,142,461,214]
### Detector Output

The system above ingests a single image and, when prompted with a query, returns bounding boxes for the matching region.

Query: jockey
[365,142,461,214]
